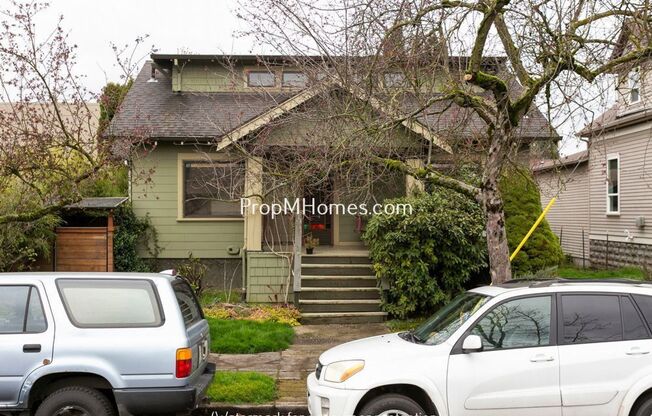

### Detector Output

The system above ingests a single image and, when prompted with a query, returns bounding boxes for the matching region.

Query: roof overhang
[216,81,453,154]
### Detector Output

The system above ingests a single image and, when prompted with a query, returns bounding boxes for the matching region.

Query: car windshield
[411,292,490,345]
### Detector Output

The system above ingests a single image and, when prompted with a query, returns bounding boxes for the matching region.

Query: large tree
[239,0,652,283]
[0,1,146,225]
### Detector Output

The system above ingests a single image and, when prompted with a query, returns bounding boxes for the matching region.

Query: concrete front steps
[299,253,387,324]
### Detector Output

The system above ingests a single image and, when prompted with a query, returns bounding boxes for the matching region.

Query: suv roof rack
[500,278,651,288]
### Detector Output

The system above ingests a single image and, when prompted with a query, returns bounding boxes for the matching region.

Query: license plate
[200,338,209,361]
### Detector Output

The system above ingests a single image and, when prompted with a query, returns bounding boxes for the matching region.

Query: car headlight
[323,360,365,383]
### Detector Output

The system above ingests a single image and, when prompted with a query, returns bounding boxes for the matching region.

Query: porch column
[244,157,263,251]
[405,158,425,195]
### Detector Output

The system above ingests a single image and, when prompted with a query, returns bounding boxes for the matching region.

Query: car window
[25,288,47,333]
[633,295,652,329]
[172,278,203,328]
[622,296,648,340]
[0,286,47,334]
[57,279,162,327]
[562,295,622,344]
[413,292,490,345]
[470,296,551,351]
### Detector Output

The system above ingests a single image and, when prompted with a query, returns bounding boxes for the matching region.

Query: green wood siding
[173,64,241,92]
[131,143,244,258]
[246,252,291,303]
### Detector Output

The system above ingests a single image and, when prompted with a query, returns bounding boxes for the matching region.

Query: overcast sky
[38,0,586,154]
[41,0,250,94]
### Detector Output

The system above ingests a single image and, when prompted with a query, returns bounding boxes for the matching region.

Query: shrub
[363,189,487,319]
[204,303,301,326]
[113,203,158,272]
[176,253,208,296]
[500,168,564,276]
[0,215,59,272]
[0,185,60,272]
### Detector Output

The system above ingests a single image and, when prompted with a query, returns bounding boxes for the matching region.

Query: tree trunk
[483,134,512,284]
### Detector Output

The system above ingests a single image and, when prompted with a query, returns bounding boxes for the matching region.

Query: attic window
[247,71,276,87]
[384,72,406,87]
[629,67,641,104]
[282,71,307,87]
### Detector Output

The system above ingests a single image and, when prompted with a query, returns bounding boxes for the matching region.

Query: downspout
[241,213,248,301]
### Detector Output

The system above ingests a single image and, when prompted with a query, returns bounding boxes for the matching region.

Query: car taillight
[176,348,192,378]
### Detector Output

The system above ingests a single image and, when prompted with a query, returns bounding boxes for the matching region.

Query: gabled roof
[578,104,652,137]
[107,59,559,150]
[532,150,588,172]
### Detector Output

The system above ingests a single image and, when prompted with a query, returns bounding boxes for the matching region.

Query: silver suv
[0,272,214,416]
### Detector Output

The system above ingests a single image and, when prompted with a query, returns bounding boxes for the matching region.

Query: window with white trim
[629,67,641,104]
[606,154,620,214]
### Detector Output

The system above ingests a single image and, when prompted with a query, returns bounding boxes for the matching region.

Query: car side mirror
[462,335,483,353]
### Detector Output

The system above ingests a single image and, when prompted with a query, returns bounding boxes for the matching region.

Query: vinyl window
[606,154,620,214]
[629,67,641,104]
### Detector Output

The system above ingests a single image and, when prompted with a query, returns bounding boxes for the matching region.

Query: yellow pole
[510,196,557,262]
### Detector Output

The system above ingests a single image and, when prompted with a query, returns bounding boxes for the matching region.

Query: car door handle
[626,347,650,356]
[530,354,555,362]
[23,344,41,353]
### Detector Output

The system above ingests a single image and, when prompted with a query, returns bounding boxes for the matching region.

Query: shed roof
[65,197,128,210]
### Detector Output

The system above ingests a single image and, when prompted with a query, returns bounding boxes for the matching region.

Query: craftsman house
[108,53,556,323]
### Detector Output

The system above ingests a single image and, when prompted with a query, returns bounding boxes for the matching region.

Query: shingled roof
[107,58,558,143]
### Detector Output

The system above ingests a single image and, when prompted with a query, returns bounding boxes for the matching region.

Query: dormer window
[628,67,641,104]
[282,71,307,87]
[384,72,406,88]
[247,70,276,87]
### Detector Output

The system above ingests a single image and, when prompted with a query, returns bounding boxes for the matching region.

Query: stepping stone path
[210,323,390,405]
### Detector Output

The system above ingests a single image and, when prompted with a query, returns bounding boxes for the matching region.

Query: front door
[0,282,54,405]
[447,295,562,416]
[304,180,333,246]
[558,294,652,416]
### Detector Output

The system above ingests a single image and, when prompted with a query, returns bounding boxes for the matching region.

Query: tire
[359,393,427,416]
[35,386,115,416]
[633,394,652,416]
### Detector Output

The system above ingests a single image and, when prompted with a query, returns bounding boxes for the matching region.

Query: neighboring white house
[534,151,590,266]
[535,28,652,269]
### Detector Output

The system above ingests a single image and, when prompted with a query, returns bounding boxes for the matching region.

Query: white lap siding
[589,122,652,245]
[537,161,590,263]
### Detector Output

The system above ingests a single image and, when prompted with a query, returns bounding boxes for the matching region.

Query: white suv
[307,279,652,416]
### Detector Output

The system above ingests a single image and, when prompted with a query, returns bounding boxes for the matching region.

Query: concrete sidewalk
[210,323,390,406]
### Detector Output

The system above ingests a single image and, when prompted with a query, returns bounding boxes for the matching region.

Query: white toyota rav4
[307,279,652,416]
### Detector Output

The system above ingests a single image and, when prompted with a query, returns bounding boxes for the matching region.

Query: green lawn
[207,318,295,354]
[207,371,277,404]
[200,289,241,307]
[556,265,646,280]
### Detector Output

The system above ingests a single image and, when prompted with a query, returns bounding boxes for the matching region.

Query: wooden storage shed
[53,197,128,272]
